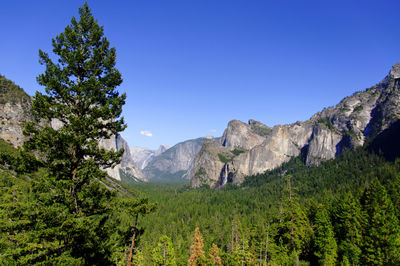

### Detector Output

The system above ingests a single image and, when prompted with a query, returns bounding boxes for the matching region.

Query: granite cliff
[143,137,210,181]
[189,63,400,188]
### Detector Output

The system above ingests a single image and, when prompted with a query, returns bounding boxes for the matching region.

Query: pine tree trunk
[127,215,139,266]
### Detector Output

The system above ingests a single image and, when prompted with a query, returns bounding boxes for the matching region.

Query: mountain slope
[143,137,211,182]
[131,145,169,169]
[189,63,400,188]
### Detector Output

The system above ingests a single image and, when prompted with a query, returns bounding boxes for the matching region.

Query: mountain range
[188,63,400,187]
[1,63,400,186]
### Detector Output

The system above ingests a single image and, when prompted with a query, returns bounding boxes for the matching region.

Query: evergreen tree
[313,206,337,265]
[24,2,126,207]
[188,227,206,266]
[131,249,145,266]
[152,235,177,266]
[7,3,151,264]
[332,193,362,265]
[276,175,312,265]
[360,178,400,265]
[230,238,256,265]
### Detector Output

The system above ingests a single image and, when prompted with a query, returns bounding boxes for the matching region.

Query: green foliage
[19,4,129,262]
[249,123,272,137]
[131,145,400,265]
[217,153,234,163]
[353,104,363,112]
[194,167,208,183]
[232,148,246,156]
[275,176,312,262]
[0,75,31,105]
[332,192,362,265]
[317,117,335,130]
[313,206,337,265]
[0,148,39,174]
[152,235,177,265]
[360,178,400,265]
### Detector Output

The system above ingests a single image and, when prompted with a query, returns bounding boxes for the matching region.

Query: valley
[1,2,400,265]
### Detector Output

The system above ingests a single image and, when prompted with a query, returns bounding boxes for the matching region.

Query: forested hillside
[134,145,400,265]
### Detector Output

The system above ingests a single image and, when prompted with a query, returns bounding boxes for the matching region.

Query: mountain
[0,75,145,182]
[142,137,212,182]
[131,145,169,169]
[189,63,400,188]
[99,135,146,182]
[0,75,32,147]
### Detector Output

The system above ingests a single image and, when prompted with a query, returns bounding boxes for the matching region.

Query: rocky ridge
[189,63,400,188]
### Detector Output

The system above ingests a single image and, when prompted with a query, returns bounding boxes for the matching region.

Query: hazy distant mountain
[142,137,216,182]
[99,135,147,182]
[130,145,170,169]
[190,63,400,188]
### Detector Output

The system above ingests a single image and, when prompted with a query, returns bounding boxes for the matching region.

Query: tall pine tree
[332,192,363,265]
[276,175,312,265]
[360,178,400,265]
[313,206,337,265]
[14,3,150,264]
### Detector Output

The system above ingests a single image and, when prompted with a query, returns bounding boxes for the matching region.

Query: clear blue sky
[1,0,399,149]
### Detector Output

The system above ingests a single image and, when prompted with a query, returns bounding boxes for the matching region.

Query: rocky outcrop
[0,75,32,147]
[131,145,169,169]
[189,63,400,188]
[189,140,234,188]
[143,137,209,181]
[221,120,266,150]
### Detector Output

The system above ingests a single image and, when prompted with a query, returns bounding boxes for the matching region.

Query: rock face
[143,137,209,181]
[189,140,234,188]
[99,135,146,182]
[0,75,145,183]
[189,63,400,188]
[0,75,32,147]
[221,120,266,150]
[131,145,169,169]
